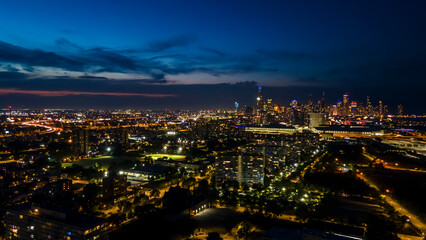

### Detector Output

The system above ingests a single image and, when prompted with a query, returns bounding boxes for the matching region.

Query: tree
[294,204,311,222]
[7,139,29,158]
[150,189,160,199]
[236,221,252,238]
[133,193,149,205]
[207,232,223,240]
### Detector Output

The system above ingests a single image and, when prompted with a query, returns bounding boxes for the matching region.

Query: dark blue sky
[0,0,425,112]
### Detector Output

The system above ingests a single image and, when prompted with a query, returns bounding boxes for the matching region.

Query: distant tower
[256,86,264,111]
[379,101,383,117]
[343,93,349,116]
[266,99,273,114]
[366,96,372,116]
[8,106,12,119]
[307,94,313,112]
[397,104,403,116]
[350,101,358,115]
[320,91,325,112]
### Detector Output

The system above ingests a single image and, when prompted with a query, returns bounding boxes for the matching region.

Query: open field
[145,153,186,161]
[62,156,140,170]
[61,153,186,170]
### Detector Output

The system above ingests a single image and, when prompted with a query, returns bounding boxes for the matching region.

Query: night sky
[0,0,425,113]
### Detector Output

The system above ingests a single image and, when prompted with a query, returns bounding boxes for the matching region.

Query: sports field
[144,154,186,161]
[62,156,139,170]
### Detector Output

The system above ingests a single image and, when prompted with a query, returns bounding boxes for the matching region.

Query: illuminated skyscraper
[307,94,313,112]
[366,96,372,116]
[266,99,273,114]
[350,101,358,115]
[343,93,349,116]
[397,104,403,116]
[254,86,265,123]
[379,101,383,117]
[320,91,325,112]
[256,86,264,111]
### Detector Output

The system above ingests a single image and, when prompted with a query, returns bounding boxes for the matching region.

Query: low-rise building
[4,204,110,240]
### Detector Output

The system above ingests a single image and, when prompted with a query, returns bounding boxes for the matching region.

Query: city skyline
[0,1,425,112]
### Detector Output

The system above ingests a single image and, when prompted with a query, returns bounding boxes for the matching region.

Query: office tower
[366,96,372,116]
[256,86,264,111]
[336,100,342,115]
[254,86,265,124]
[343,93,349,116]
[379,101,383,117]
[266,99,273,114]
[397,104,403,116]
[315,100,322,112]
[350,101,358,115]
[331,105,338,116]
[307,94,313,112]
[320,91,325,112]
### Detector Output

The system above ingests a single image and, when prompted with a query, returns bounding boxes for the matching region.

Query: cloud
[0,41,84,71]
[0,88,177,98]
[200,48,227,57]
[55,38,84,50]
[0,38,288,85]
[78,75,109,80]
[146,35,197,52]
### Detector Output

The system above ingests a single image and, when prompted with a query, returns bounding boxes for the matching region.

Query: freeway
[20,121,63,134]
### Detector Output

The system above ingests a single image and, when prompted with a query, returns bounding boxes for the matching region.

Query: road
[358,173,426,237]
[20,120,63,134]
[363,153,426,173]
[0,159,19,164]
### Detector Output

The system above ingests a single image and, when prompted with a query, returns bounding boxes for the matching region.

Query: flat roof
[6,203,107,230]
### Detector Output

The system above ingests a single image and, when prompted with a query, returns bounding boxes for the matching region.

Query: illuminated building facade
[4,205,109,240]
